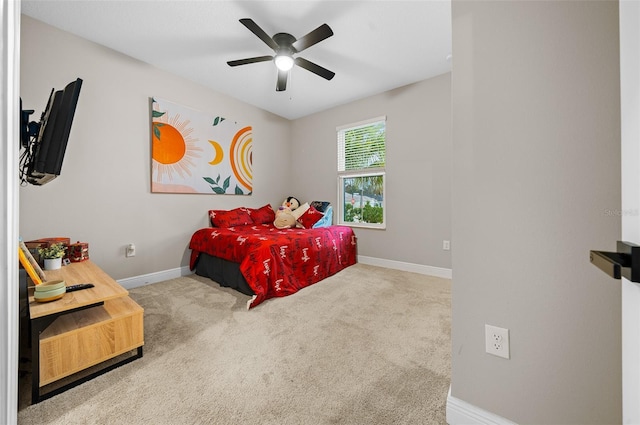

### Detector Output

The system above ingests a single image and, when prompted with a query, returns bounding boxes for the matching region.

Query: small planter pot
[44,257,62,271]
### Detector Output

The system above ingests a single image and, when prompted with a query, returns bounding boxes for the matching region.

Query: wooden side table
[28,260,144,403]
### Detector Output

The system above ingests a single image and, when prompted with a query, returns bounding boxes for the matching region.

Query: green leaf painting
[203,174,234,194]
[152,122,164,140]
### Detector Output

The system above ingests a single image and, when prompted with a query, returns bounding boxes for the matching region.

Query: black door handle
[590,241,640,282]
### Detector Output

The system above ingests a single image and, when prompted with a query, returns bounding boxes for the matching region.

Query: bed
[189,203,357,309]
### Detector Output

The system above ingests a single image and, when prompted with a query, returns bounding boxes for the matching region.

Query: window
[337,116,386,229]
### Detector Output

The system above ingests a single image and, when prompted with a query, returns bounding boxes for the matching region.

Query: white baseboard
[446,387,517,425]
[118,257,451,291]
[357,255,452,279]
[117,265,193,290]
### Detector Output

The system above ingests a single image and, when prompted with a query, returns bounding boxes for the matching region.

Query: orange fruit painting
[153,123,186,165]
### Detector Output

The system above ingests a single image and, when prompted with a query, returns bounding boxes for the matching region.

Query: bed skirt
[194,252,255,296]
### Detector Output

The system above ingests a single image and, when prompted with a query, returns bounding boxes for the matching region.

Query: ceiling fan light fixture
[274,54,294,71]
[229,19,335,91]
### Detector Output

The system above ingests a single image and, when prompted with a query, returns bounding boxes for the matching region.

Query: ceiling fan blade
[239,18,279,51]
[291,24,333,53]
[227,55,273,67]
[276,69,288,91]
[294,57,335,80]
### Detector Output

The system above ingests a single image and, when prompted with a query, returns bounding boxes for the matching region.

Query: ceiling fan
[227,18,335,92]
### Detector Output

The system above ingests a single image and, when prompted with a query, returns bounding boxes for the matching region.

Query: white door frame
[620,0,640,423]
[1,0,21,424]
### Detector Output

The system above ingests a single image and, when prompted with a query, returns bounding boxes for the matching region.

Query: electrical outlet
[443,240,450,250]
[126,243,136,258]
[485,324,510,359]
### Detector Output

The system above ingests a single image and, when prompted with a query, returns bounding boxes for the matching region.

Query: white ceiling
[20,0,452,120]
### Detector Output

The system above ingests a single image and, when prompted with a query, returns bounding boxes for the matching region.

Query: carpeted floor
[18,263,451,425]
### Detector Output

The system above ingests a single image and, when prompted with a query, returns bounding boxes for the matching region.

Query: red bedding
[189,223,357,308]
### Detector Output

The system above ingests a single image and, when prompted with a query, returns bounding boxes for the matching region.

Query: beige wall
[291,74,452,269]
[451,1,621,423]
[20,15,453,280]
[19,16,291,280]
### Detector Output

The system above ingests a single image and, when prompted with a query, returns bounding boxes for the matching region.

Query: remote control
[65,283,95,292]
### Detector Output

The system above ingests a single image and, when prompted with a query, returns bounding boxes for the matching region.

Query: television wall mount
[20,106,41,148]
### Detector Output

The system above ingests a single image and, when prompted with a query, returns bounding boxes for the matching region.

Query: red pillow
[209,208,253,228]
[297,205,324,229]
[247,204,275,224]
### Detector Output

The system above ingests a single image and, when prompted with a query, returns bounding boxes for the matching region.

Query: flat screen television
[20,78,83,186]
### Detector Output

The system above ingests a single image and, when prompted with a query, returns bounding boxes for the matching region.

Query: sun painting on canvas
[150,97,253,194]
[151,103,203,192]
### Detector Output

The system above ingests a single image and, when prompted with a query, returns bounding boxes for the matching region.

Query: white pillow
[292,202,309,220]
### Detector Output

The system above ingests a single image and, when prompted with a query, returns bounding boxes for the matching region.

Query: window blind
[337,116,386,172]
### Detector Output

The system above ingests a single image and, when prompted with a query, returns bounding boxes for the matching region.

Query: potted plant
[38,243,66,270]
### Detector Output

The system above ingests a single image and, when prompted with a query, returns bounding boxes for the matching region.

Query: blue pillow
[312,206,333,228]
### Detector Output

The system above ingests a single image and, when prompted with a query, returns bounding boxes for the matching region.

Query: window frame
[336,116,387,230]
[337,171,386,229]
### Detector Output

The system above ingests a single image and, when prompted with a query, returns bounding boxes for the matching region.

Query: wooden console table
[28,260,144,403]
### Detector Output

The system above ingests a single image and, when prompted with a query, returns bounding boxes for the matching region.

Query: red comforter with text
[189,224,357,308]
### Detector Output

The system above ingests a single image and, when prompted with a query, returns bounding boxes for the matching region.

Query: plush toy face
[282,196,300,211]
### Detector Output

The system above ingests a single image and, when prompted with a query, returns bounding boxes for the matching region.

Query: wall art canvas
[151,97,252,194]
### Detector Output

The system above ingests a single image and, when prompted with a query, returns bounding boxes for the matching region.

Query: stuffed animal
[274,196,302,229]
